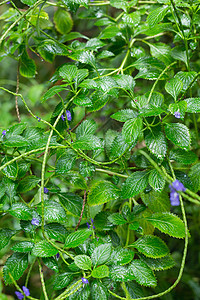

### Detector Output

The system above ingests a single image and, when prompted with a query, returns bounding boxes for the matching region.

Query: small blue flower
[15,291,24,300]
[66,110,71,121]
[174,111,181,118]
[22,286,30,296]
[56,253,60,259]
[170,179,186,192]
[44,187,49,194]
[170,191,180,206]
[31,218,40,226]
[169,180,185,206]
[36,116,41,122]
[61,114,65,121]
[7,1,11,3]
[93,225,95,229]
[82,277,89,284]
[91,218,94,224]
[2,130,6,136]
[86,222,90,229]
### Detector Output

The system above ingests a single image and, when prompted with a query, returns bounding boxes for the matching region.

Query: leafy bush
[0,0,200,299]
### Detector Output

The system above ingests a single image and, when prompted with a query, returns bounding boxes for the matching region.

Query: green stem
[38,260,49,300]
[95,168,128,178]
[54,280,82,300]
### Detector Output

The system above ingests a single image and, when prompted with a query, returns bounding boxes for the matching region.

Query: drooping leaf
[0,229,16,250]
[3,253,28,285]
[54,9,73,34]
[20,50,36,78]
[128,260,157,287]
[165,78,183,100]
[88,181,120,206]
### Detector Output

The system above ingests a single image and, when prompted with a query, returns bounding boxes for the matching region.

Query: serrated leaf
[42,85,68,102]
[1,156,18,180]
[147,5,168,26]
[185,98,200,113]
[54,9,73,34]
[69,50,96,68]
[0,229,16,250]
[164,123,190,150]
[175,71,197,91]
[38,39,68,56]
[122,118,142,144]
[92,265,109,278]
[189,163,200,192]
[65,229,92,248]
[108,213,127,225]
[65,171,87,190]
[37,200,66,223]
[20,50,36,78]
[169,100,187,119]
[74,255,92,270]
[113,74,135,92]
[122,171,149,198]
[109,265,130,282]
[88,181,120,206]
[20,0,36,5]
[76,120,97,139]
[128,260,157,287]
[54,272,73,290]
[59,64,77,82]
[73,135,103,150]
[165,78,183,100]
[3,135,28,147]
[9,203,33,220]
[139,254,175,271]
[3,253,28,285]
[145,127,167,160]
[91,244,112,267]
[141,190,171,212]
[145,212,186,238]
[17,175,40,193]
[42,257,59,272]
[111,248,135,266]
[91,281,108,300]
[171,46,188,66]
[32,240,58,257]
[148,169,165,192]
[56,150,77,174]
[169,149,197,165]
[58,192,84,217]
[149,43,172,65]
[99,26,120,39]
[110,133,130,159]
[6,123,27,136]
[11,242,34,253]
[44,223,68,243]
[111,109,138,122]
[132,235,169,258]
[122,11,141,26]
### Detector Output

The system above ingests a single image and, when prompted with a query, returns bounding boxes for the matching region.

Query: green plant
[0,0,200,299]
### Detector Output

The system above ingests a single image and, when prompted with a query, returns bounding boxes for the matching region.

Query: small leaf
[91,244,112,266]
[42,85,68,102]
[74,255,92,270]
[91,281,108,300]
[32,240,58,257]
[145,212,186,238]
[128,260,157,287]
[122,118,142,144]
[149,43,172,65]
[169,149,197,165]
[141,190,171,213]
[88,181,120,206]
[108,213,127,225]
[109,265,130,282]
[42,257,59,272]
[147,5,168,26]
[17,175,40,193]
[59,64,77,82]
[148,169,165,192]
[73,135,103,150]
[132,235,169,258]
[1,156,18,180]
[54,272,72,290]
[171,46,188,66]
[145,127,167,160]
[0,229,16,250]
[111,109,138,122]
[122,11,141,26]
[44,223,68,243]
[91,265,109,279]
[56,150,77,174]
[54,9,73,34]
[3,253,28,285]
[9,203,33,220]
[185,98,200,113]
[76,120,97,139]
[11,242,34,253]
[65,229,92,248]
[3,135,28,147]
[165,78,183,100]
[164,123,190,150]
[122,171,149,198]
[58,193,85,217]
[20,50,36,78]
[37,200,66,223]
[111,248,135,266]
[99,26,120,39]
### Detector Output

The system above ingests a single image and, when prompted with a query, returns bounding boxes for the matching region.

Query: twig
[15,63,21,122]
[75,190,87,231]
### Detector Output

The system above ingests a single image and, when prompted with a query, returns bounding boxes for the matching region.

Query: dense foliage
[0,0,200,299]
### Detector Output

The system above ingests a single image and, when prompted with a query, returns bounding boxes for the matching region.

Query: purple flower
[2,130,6,136]
[61,114,65,121]
[22,286,30,297]
[56,253,60,259]
[31,218,40,226]
[170,179,186,192]
[36,116,41,122]
[96,237,99,241]
[66,110,71,121]
[93,225,95,229]
[15,292,24,300]
[91,218,94,224]
[7,1,11,3]
[174,111,181,118]
[170,191,180,206]
[86,222,90,229]
[82,277,89,284]
[44,187,49,194]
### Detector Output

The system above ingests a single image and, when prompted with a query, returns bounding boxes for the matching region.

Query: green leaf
[86,38,105,51]
[11,242,34,253]
[109,265,131,282]
[74,255,92,270]
[110,0,130,11]
[44,223,68,243]
[111,248,135,266]
[185,98,200,113]
[59,64,77,82]
[58,193,84,217]
[65,171,87,190]
[122,171,149,198]
[175,71,197,92]
[17,175,40,193]
[73,135,103,150]
[20,50,36,78]
[113,74,135,92]
[20,0,36,5]
[108,213,127,225]
[171,46,188,66]
[54,9,73,34]
[122,11,141,26]
[1,156,18,180]
[92,265,109,278]
[111,109,138,122]
[88,181,120,206]
[139,254,175,271]
[65,229,92,248]
[61,0,88,12]
[99,26,120,39]
[110,133,130,159]
[164,123,190,150]
[9,203,33,220]
[3,253,28,285]
[91,281,108,300]
[189,163,200,192]
[148,169,165,192]
[169,149,197,165]
[145,127,167,160]
[56,150,77,174]
[69,50,96,68]
[42,257,59,272]
[38,39,68,56]
[37,200,66,223]
[145,212,186,238]
[32,240,58,257]
[122,118,142,144]
[128,260,157,287]
[42,85,68,102]
[149,43,172,65]
[169,100,187,119]
[3,135,28,147]
[74,94,92,107]
[7,123,27,136]
[76,120,97,139]
[132,235,169,258]
[165,78,183,100]
[0,229,16,250]
[141,190,171,212]
[54,272,72,290]
[91,244,112,266]
[147,5,168,26]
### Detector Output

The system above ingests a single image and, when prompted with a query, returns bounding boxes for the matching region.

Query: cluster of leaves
[0,0,200,299]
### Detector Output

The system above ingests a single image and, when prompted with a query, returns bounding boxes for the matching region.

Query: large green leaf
[74,255,92,270]
[54,272,73,290]
[73,135,103,150]
[56,150,77,174]
[88,181,120,206]
[58,192,84,217]
[9,203,33,220]
[32,240,58,257]
[145,212,186,238]
[149,43,172,65]
[3,135,28,147]
[37,200,66,223]
[76,120,97,139]
[122,118,142,144]
[148,169,165,192]
[108,213,127,225]
[17,175,40,193]
[188,163,200,192]
[169,149,197,165]
[145,127,167,160]
[1,156,18,180]
[111,248,135,266]
[128,260,157,287]
[147,5,168,26]
[122,171,149,198]
[44,223,68,243]
[91,244,112,267]
[175,71,197,92]
[141,190,170,212]
[99,26,120,39]
[11,241,34,253]
[111,109,138,122]
[91,265,109,279]
[59,64,77,82]
[132,235,169,258]
[110,133,130,159]
[0,229,16,250]
[139,254,175,271]
[54,9,73,35]
[165,78,183,100]
[109,265,130,282]
[185,98,200,113]
[3,253,28,285]
[122,11,141,26]
[20,50,36,78]
[91,281,108,300]
[65,229,92,248]
[164,123,190,150]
